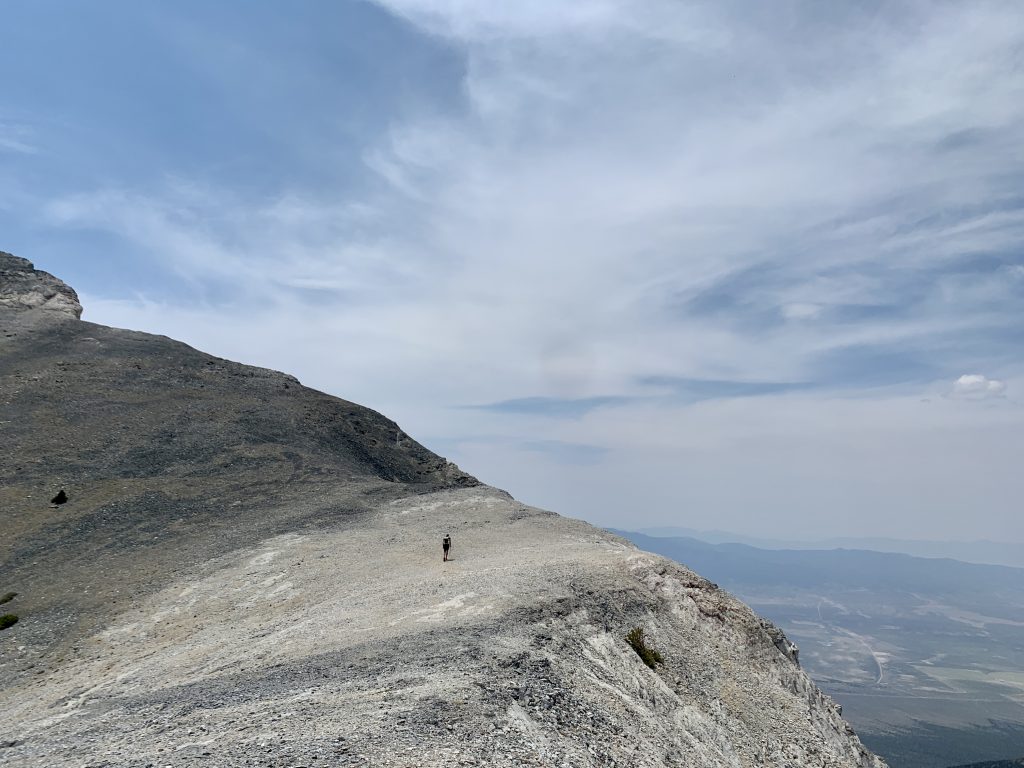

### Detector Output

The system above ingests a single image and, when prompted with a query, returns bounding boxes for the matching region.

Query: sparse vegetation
[0,614,18,630]
[0,591,16,605]
[626,626,663,669]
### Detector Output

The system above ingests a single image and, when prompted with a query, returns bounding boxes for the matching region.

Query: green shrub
[626,626,663,669]
[0,592,16,605]
[0,614,18,631]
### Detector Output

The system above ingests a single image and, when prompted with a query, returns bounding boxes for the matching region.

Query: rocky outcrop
[0,252,885,767]
[0,252,82,319]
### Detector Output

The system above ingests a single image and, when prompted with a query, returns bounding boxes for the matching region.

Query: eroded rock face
[0,252,83,319]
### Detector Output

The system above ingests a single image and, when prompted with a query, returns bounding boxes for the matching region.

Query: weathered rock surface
[0,252,82,319]
[0,253,885,767]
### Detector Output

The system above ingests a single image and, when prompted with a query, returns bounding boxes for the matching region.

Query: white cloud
[36,1,1024,541]
[359,0,1024,376]
[366,0,722,45]
[952,374,1007,399]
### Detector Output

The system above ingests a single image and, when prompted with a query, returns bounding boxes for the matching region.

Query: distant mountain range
[635,526,1024,569]
[612,529,1024,768]
[615,530,1024,620]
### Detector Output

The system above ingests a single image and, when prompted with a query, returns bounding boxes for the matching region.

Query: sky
[2,1,1023,542]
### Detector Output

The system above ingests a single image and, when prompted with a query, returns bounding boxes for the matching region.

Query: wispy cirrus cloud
[0,117,38,155]
[4,1,1024,539]
[465,396,633,419]
[359,0,1024,391]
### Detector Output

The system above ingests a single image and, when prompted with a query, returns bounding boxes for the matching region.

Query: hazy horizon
[3,1,1023,541]
[628,526,1024,569]
[636,526,1024,548]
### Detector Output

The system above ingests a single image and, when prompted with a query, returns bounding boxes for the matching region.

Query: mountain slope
[1,252,476,653]
[0,253,885,767]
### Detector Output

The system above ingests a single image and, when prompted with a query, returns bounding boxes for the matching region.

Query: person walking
[442,534,452,562]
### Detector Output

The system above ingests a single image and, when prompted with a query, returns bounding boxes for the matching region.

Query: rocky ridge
[0,253,886,767]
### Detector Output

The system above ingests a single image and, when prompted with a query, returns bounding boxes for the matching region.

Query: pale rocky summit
[0,252,886,767]
[0,252,82,319]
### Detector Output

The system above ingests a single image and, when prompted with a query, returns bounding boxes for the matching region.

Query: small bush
[0,592,16,605]
[0,614,18,631]
[626,626,663,669]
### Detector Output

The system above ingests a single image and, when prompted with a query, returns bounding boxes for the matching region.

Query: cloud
[0,121,37,155]
[465,396,632,419]
[360,0,1024,390]
[11,1,1024,540]
[781,303,823,321]
[952,374,1007,399]
[42,186,437,309]
[637,376,812,402]
[519,439,608,465]
[38,1,1024,400]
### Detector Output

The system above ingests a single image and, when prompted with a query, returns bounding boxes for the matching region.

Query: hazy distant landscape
[636,528,1024,570]
[615,531,1024,768]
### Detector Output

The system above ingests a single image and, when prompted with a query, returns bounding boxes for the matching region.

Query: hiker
[442,534,452,562]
